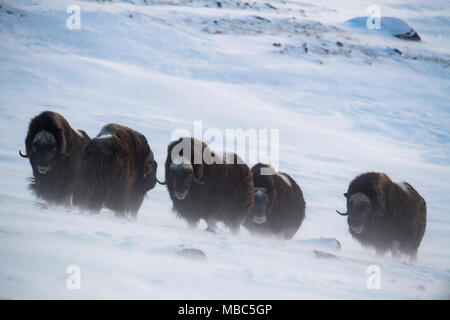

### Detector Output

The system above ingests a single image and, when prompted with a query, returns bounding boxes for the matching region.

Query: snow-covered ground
[0,0,449,299]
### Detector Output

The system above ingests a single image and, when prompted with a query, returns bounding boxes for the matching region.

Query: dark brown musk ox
[336,172,427,261]
[77,123,157,218]
[157,137,254,234]
[19,111,91,207]
[243,163,306,240]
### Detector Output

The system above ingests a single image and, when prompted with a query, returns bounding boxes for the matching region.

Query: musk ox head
[143,158,158,190]
[170,156,194,200]
[247,163,277,225]
[20,111,72,175]
[337,192,373,234]
[250,187,270,224]
[163,155,204,200]
[158,137,206,200]
[20,129,59,175]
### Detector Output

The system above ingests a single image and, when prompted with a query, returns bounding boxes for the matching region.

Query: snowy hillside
[0,0,449,299]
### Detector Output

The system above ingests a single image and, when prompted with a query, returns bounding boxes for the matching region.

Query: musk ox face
[346,192,372,234]
[29,130,58,175]
[249,187,270,224]
[143,159,158,190]
[169,156,195,200]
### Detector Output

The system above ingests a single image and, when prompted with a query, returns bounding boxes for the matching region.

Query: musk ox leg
[83,205,101,215]
[107,195,128,218]
[227,221,241,235]
[280,230,296,240]
[186,218,198,229]
[401,243,419,263]
[84,197,103,215]
[391,241,401,259]
[205,218,217,233]
[126,206,140,221]
[129,210,138,221]
[63,194,74,208]
[87,202,102,215]
[274,230,285,240]
[283,229,298,240]
[271,223,290,240]
[124,208,138,221]
[113,210,127,219]
[375,247,387,257]
[409,249,418,263]
[127,193,145,220]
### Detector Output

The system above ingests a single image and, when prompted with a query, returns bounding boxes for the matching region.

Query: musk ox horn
[19,150,29,158]
[156,178,167,185]
[336,210,348,216]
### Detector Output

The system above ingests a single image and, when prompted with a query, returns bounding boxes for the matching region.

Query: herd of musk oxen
[19,111,427,261]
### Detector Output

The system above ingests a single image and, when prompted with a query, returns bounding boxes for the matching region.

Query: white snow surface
[0,0,449,299]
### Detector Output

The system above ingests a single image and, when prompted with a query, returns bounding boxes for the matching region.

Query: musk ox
[78,123,157,218]
[337,172,426,261]
[243,163,306,240]
[20,111,90,206]
[158,137,254,234]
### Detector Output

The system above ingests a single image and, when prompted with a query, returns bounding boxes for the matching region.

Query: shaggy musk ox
[20,111,90,206]
[243,163,306,239]
[337,172,426,261]
[158,137,254,234]
[78,124,157,218]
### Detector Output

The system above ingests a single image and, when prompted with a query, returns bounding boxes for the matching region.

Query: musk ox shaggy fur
[159,137,254,234]
[20,111,90,206]
[337,172,426,261]
[243,163,306,240]
[78,123,157,218]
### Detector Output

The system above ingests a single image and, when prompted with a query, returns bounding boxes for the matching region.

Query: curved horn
[156,177,167,185]
[336,210,348,216]
[19,150,29,158]
[192,177,205,185]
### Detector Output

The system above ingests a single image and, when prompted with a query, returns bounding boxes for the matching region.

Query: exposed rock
[176,248,208,263]
[254,16,271,23]
[302,42,308,53]
[314,250,338,260]
[346,16,421,42]
[395,31,420,41]
[265,3,277,10]
[416,284,426,291]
